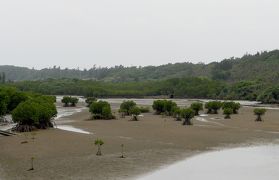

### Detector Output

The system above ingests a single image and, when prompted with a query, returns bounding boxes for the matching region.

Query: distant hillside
[1,50,279,83]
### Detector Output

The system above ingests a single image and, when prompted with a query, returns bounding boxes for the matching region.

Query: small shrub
[190,102,203,116]
[254,108,266,121]
[152,100,177,115]
[180,108,195,125]
[61,96,79,107]
[95,139,104,156]
[152,100,165,114]
[223,108,233,119]
[119,100,136,116]
[90,101,114,120]
[222,101,241,114]
[172,107,182,121]
[205,101,222,114]
[129,106,141,121]
[139,106,150,113]
[70,97,79,107]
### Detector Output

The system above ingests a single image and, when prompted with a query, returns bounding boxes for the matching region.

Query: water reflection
[137,145,279,180]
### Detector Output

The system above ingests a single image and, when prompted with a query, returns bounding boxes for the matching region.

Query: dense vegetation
[119,101,137,116]
[1,50,279,103]
[190,102,203,115]
[223,108,233,119]
[0,87,29,116]
[1,50,279,83]
[0,87,57,131]
[9,77,223,99]
[180,108,195,125]
[129,106,141,121]
[205,101,222,114]
[12,96,57,132]
[254,108,267,122]
[61,96,79,107]
[89,101,114,120]
[1,77,277,103]
[119,100,144,120]
[222,102,241,114]
[152,100,177,115]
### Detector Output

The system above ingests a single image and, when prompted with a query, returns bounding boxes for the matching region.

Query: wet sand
[0,103,279,180]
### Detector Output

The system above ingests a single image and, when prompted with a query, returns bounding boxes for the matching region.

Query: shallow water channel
[54,106,91,134]
[137,144,279,180]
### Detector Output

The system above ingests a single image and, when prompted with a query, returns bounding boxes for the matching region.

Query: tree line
[0,72,5,84]
[1,50,279,84]
[4,77,279,104]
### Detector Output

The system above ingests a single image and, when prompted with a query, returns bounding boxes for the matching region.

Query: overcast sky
[0,0,278,69]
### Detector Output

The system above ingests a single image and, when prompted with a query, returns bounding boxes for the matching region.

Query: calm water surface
[137,145,279,180]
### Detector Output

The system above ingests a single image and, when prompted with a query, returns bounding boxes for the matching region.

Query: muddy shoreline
[1,102,279,180]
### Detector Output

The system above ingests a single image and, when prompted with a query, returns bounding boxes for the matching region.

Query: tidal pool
[137,145,279,180]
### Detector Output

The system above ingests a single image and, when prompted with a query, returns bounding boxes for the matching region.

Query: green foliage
[12,101,39,125]
[223,108,233,119]
[70,97,79,106]
[129,106,141,121]
[0,86,57,127]
[222,101,241,114]
[129,106,141,116]
[139,106,150,113]
[180,108,195,125]
[7,92,28,112]
[85,97,97,107]
[61,96,71,106]
[12,97,57,131]
[0,87,33,119]
[205,101,222,114]
[61,96,79,107]
[9,77,223,99]
[3,49,279,104]
[164,100,177,115]
[152,100,165,114]
[2,77,268,103]
[257,86,279,104]
[0,93,8,117]
[102,106,112,119]
[190,102,203,115]
[120,100,137,115]
[44,95,56,103]
[152,100,177,115]
[254,108,267,121]
[0,87,29,113]
[95,139,104,156]
[89,101,114,120]
[2,50,279,84]
[172,107,182,121]
[95,139,104,146]
[220,81,263,101]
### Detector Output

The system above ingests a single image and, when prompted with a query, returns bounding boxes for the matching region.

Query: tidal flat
[0,99,279,180]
